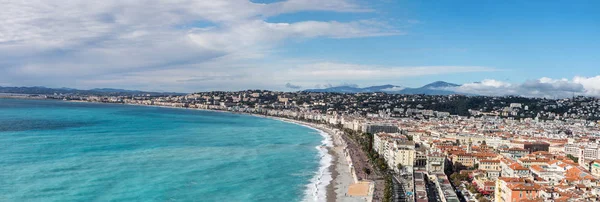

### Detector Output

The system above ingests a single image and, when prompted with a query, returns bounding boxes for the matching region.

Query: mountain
[421,81,459,89]
[0,86,184,96]
[394,88,456,95]
[90,88,146,93]
[304,81,465,95]
[303,86,361,93]
[405,81,460,95]
[362,84,406,92]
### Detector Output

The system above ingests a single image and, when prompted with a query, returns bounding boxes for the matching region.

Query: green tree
[567,154,579,162]
[363,168,371,179]
[383,174,393,202]
[397,163,404,172]
[467,184,477,193]
[479,198,491,202]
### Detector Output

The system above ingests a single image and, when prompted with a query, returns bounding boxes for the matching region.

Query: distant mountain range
[303,81,463,95]
[0,86,184,96]
[0,81,466,96]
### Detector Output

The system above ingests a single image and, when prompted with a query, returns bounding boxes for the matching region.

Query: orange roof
[498,177,526,183]
[553,196,571,202]
[519,158,550,163]
[508,147,528,151]
[474,152,498,157]
[480,159,500,163]
[553,184,572,190]
[530,165,546,172]
[484,181,495,186]
[565,167,596,181]
[509,163,530,171]
[519,198,544,202]
[456,153,474,157]
[547,159,561,165]
[562,159,579,166]
[508,183,542,191]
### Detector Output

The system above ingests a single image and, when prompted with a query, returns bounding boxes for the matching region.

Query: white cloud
[573,76,600,96]
[0,0,409,92]
[0,0,499,93]
[381,86,406,91]
[449,76,600,98]
[0,0,382,50]
[186,20,398,54]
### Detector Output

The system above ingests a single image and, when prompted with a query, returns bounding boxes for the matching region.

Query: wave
[268,118,334,201]
[300,126,333,202]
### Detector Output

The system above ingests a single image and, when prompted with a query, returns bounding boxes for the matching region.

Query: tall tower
[467,138,473,153]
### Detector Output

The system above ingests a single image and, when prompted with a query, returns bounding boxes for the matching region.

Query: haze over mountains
[0,81,471,96]
[0,86,184,96]
[304,81,463,95]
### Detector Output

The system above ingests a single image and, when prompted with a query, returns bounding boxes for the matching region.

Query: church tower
[467,138,473,153]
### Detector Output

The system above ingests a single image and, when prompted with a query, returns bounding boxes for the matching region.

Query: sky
[1,0,599,97]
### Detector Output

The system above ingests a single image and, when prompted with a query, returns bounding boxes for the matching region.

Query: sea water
[0,99,328,201]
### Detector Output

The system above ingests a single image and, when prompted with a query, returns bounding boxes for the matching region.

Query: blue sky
[0,0,599,96]
[267,0,600,86]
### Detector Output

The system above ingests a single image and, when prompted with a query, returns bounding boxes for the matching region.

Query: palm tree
[397,163,404,173]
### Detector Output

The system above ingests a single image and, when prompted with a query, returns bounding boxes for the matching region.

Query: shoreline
[70,100,358,202]
[0,98,360,202]
[274,117,360,202]
[277,119,333,202]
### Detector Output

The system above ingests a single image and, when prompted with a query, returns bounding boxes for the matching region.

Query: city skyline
[1,0,599,96]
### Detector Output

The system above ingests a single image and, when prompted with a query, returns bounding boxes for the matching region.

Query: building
[427,153,446,173]
[479,159,501,179]
[500,159,531,178]
[414,171,429,202]
[564,144,581,157]
[501,147,529,159]
[591,160,600,177]
[517,158,550,168]
[391,140,416,169]
[373,132,416,172]
[523,142,550,153]
[415,148,427,168]
[473,177,496,195]
[364,124,400,134]
[434,173,460,202]
[579,145,600,166]
[453,153,476,168]
[529,165,564,185]
[495,178,541,202]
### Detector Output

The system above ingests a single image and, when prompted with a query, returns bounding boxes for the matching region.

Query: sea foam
[302,129,334,202]
[270,118,335,202]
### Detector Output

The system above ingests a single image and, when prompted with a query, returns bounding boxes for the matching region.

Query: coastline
[70,100,358,202]
[273,117,360,202]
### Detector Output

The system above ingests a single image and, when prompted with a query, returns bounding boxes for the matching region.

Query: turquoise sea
[0,99,327,201]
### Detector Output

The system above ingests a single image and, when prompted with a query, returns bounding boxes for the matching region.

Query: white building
[373,132,416,172]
